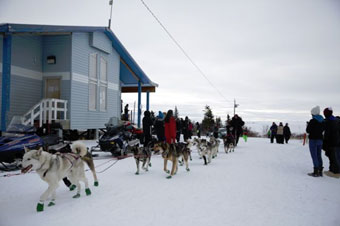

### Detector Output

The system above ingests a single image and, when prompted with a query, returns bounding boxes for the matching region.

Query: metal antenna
[108,0,114,29]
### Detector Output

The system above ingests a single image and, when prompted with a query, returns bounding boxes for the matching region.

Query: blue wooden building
[0,23,157,132]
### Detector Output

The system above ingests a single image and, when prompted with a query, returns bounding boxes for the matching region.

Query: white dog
[21,141,98,212]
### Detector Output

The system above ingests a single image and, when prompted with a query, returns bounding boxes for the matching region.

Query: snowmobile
[0,117,44,168]
[91,120,142,157]
[0,117,64,170]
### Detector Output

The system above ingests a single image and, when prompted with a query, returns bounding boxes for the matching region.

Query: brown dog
[153,142,191,179]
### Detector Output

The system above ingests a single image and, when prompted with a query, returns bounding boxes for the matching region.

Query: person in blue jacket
[306,106,324,177]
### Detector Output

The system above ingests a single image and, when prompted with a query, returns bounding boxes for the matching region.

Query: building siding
[70,32,120,130]
[8,75,42,124]
[41,35,72,119]
[0,34,74,128]
[42,35,71,73]
[90,32,112,54]
[0,35,43,127]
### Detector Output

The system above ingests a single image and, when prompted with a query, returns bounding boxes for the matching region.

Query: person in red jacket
[164,110,177,144]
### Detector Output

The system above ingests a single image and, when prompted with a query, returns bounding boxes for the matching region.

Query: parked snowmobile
[0,117,65,170]
[91,121,141,157]
[0,117,43,167]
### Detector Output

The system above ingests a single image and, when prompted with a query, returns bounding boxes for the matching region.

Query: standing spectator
[306,106,324,177]
[196,122,201,138]
[243,127,248,142]
[176,118,182,142]
[164,110,177,144]
[230,114,245,145]
[276,122,284,144]
[124,104,129,121]
[183,117,190,141]
[213,125,219,139]
[283,123,291,144]
[336,116,340,171]
[142,110,153,146]
[226,119,232,136]
[188,121,193,139]
[270,122,278,143]
[323,107,340,178]
[154,111,165,142]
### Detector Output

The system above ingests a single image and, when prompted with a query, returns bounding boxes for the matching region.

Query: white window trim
[99,56,108,112]
[89,53,98,111]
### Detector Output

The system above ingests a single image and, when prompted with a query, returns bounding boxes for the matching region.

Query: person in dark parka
[270,122,278,143]
[183,117,190,141]
[154,111,165,142]
[283,123,291,144]
[306,106,325,177]
[176,118,182,143]
[276,122,284,144]
[323,107,340,177]
[142,110,153,146]
[124,104,129,121]
[230,114,245,145]
[196,122,201,138]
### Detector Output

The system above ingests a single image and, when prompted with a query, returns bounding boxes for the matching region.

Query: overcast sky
[1,0,340,133]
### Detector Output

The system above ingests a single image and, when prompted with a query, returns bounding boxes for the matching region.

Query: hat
[323,107,333,118]
[158,111,164,119]
[311,106,320,115]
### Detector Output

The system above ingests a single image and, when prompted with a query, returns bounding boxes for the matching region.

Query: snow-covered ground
[1,138,340,226]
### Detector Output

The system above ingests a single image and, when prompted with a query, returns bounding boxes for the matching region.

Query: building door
[45,78,61,99]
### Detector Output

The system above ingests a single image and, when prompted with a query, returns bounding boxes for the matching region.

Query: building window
[89,53,97,79]
[99,57,108,111]
[89,53,98,110]
[99,86,107,111]
[89,83,97,110]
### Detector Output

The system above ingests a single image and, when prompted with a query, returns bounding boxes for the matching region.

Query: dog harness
[61,153,81,169]
[40,153,80,178]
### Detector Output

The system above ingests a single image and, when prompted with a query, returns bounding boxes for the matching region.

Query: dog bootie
[186,168,190,172]
[48,201,55,207]
[85,188,92,196]
[135,172,139,175]
[94,181,99,186]
[166,175,172,179]
[73,193,81,199]
[149,163,152,167]
[69,184,76,191]
[36,203,44,212]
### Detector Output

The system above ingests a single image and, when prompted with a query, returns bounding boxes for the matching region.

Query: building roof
[0,23,157,92]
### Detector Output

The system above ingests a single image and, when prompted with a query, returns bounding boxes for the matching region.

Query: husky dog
[223,134,235,153]
[192,138,213,165]
[209,136,220,159]
[200,141,213,165]
[21,141,98,212]
[153,142,191,179]
[192,138,205,158]
[127,144,152,175]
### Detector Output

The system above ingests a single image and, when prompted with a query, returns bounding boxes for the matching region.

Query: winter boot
[308,168,319,177]
[318,167,324,177]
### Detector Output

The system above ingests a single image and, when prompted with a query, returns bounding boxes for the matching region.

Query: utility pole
[108,0,114,29]
[233,99,239,116]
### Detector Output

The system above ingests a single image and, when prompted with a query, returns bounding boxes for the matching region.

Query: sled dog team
[21,135,236,212]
